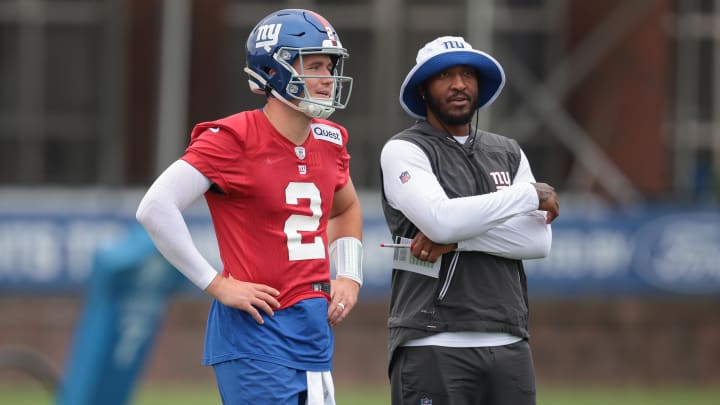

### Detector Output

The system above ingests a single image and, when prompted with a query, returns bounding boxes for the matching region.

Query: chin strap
[329,237,363,286]
[271,88,335,119]
[298,99,335,119]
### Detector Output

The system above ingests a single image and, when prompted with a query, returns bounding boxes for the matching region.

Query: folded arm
[381,139,539,245]
[457,149,552,259]
[381,139,555,259]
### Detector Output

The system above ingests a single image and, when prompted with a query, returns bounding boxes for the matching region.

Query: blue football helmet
[244,9,353,119]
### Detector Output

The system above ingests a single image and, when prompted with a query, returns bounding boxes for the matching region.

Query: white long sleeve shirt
[381,137,552,259]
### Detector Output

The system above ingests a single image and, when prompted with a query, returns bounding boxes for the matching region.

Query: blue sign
[0,213,216,293]
[1,203,719,297]
[523,210,720,296]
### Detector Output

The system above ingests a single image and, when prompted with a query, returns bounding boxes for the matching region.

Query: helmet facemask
[275,46,353,119]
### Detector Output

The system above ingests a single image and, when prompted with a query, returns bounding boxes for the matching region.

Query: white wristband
[329,237,363,286]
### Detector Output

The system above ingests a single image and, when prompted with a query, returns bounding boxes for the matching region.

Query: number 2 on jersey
[284,182,325,261]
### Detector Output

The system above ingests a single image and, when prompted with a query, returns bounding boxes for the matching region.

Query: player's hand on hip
[532,182,560,223]
[205,273,281,324]
[328,278,359,326]
[411,231,457,263]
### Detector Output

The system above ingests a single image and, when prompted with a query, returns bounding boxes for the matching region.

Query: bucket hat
[399,36,505,119]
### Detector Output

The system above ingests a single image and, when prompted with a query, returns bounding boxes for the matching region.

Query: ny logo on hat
[442,40,467,50]
[416,36,472,63]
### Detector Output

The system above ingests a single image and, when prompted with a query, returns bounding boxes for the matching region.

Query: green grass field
[2,382,720,404]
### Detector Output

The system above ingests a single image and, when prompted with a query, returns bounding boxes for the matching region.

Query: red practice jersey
[181,109,351,308]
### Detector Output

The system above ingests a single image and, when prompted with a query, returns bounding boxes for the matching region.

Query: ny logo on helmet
[255,23,282,52]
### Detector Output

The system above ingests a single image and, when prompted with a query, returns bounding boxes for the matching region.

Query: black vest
[381,121,530,369]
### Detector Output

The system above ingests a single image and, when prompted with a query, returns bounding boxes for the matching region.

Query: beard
[425,92,476,126]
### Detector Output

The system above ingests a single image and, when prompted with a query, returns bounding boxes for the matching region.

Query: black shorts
[390,340,536,405]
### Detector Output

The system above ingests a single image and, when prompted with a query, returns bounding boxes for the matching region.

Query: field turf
[1,382,719,404]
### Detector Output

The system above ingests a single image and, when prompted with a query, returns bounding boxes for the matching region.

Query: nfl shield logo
[295,146,306,160]
[420,398,432,405]
[399,171,411,184]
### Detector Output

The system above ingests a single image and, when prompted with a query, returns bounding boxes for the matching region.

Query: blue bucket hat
[399,36,506,119]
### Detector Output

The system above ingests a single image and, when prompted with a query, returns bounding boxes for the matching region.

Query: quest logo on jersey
[255,23,282,52]
[311,124,343,146]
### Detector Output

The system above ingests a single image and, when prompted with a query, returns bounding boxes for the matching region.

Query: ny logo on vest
[489,171,511,190]
[255,23,282,52]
